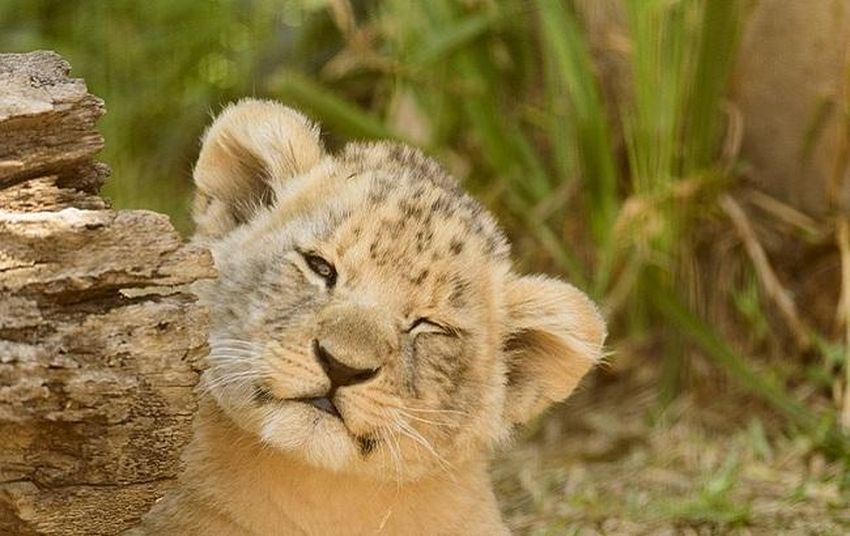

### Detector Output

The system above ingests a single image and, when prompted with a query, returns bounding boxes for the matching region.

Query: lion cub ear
[502,275,607,425]
[192,99,324,238]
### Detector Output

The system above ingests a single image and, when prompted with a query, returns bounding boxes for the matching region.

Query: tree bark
[0,51,214,535]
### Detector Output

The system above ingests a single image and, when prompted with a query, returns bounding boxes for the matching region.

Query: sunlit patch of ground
[493,368,850,535]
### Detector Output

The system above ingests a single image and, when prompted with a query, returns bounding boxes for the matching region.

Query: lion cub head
[191,99,606,479]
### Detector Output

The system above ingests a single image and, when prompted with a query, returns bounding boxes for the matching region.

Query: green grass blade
[412,10,501,66]
[536,0,618,250]
[686,1,746,171]
[266,70,399,141]
[653,281,850,458]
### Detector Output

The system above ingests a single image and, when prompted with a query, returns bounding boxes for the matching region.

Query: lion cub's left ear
[192,99,324,238]
[503,275,607,424]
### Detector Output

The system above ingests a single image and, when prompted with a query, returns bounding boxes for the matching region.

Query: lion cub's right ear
[192,99,324,238]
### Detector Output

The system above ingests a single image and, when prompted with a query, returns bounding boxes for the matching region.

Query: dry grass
[494,365,850,535]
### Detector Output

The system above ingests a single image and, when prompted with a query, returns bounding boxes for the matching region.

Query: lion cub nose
[313,340,379,388]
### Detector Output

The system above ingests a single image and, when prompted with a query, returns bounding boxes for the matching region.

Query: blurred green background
[5,0,850,531]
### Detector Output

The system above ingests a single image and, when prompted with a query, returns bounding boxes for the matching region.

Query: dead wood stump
[0,51,215,535]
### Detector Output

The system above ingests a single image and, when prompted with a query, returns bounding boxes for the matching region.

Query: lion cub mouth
[253,384,343,419]
[298,396,341,418]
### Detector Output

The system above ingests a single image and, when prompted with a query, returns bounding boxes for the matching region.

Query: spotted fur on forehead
[339,141,510,264]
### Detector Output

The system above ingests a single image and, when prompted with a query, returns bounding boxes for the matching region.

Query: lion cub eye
[303,253,337,287]
[407,317,453,337]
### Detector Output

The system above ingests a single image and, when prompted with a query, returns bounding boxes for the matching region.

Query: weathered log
[0,51,214,535]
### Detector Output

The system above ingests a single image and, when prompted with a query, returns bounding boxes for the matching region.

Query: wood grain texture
[0,51,215,535]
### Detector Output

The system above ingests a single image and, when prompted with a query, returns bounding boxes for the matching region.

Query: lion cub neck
[142,399,509,535]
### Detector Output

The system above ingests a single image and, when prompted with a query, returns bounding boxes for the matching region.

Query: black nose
[313,340,379,388]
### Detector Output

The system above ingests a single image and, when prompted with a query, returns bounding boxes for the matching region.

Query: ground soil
[494,362,850,535]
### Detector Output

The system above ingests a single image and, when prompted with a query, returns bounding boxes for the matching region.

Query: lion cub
[130,100,605,535]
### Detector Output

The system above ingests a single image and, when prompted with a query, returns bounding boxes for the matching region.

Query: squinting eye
[303,253,337,287]
[408,317,453,336]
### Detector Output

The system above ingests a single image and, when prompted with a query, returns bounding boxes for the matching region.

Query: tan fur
[130,99,606,535]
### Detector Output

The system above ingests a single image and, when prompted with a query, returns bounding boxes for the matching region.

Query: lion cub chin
[128,99,606,535]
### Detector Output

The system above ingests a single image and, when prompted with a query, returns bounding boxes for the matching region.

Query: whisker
[380,422,403,489]
[392,408,459,430]
[209,336,259,347]
[388,409,456,480]
[396,405,470,417]
[206,354,260,365]
[207,351,259,361]
[202,370,261,386]
[394,415,452,472]
[199,370,264,393]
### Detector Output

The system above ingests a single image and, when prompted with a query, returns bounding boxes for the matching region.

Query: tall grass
[0,0,326,231]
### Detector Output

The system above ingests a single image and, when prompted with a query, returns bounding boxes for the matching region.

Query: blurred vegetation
[4,0,850,525]
[2,0,333,229]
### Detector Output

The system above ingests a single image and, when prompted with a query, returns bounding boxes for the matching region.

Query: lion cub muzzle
[295,302,395,417]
